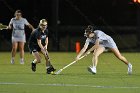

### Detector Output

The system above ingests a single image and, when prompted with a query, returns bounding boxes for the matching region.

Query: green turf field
[0,52,140,93]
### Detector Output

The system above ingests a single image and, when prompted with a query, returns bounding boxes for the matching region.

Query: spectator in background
[8,10,34,64]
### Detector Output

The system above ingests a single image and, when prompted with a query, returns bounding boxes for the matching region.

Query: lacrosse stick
[0,23,8,30]
[54,45,96,75]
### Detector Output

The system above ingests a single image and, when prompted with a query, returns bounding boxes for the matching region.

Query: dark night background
[0,0,139,51]
[0,0,137,26]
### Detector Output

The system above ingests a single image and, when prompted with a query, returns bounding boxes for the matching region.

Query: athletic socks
[11,57,25,64]
[32,59,37,64]
[20,58,24,64]
[128,63,132,75]
[11,57,14,60]
[11,57,15,64]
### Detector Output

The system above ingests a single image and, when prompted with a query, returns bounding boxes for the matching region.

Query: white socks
[11,57,25,64]
[32,59,37,64]
[20,58,24,64]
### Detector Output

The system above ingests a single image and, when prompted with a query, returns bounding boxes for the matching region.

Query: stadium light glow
[133,0,137,2]
[133,0,140,3]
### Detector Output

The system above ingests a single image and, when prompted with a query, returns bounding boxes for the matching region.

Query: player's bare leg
[44,51,51,67]
[111,48,128,64]
[31,52,41,72]
[11,42,18,64]
[19,42,25,64]
[110,48,132,74]
[92,46,105,67]
[88,46,105,74]
[42,50,56,74]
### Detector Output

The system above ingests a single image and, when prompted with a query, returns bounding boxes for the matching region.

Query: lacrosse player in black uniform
[28,19,56,74]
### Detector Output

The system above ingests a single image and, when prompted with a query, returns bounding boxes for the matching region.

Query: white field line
[0,82,139,89]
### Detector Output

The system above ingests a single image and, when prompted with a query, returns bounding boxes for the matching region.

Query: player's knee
[19,46,24,51]
[20,47,24,50]
[93,53,99,58]
[12,47,17,51]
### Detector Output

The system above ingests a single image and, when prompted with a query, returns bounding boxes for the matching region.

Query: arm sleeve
[95,31,100,39]
[95,30,103,40]
[35,30,41,40]
[24,18,29,25]
[9,18,13,25]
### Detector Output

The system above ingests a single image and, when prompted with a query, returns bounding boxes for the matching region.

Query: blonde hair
[39,19,47,26]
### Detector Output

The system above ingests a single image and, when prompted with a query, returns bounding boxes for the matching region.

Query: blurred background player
[76,25,132,75]
[8,10,34,64]
[28,19,56,74]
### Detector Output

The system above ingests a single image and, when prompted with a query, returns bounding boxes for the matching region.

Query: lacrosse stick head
[54,69,63,75]
[0,23,8,30]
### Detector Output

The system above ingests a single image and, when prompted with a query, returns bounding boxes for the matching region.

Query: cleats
[87,63,133,75]
[87,66,96,74]
[11,59,14,64]
[11,59,24,64]
[47,65,56,74]
[31,62,36,72]
[127,63,132,75]
[31,61,56,74]
[20,60,24,64]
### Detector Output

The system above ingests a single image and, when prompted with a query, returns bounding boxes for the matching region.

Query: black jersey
[28,28,48,46]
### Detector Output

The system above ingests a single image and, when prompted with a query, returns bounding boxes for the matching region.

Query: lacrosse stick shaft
[62,53,88,70]
[61,60,76,70]
[55,52,90,74]
[55,46,96,74]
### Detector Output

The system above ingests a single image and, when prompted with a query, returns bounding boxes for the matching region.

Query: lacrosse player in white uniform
[8,10,34,64]
[76,25,132,75]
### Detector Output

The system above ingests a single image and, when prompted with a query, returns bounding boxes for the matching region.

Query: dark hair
[87,25,93,31]
[14,10,22,16]
[85,25,94,33]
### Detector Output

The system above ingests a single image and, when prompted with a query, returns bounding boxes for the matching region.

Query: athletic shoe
[127,63,132,75]
[11,59,14,64]
[20,60,24,64]
[46,65,56,74]
[31,62,36,72]
[87,66,96,74]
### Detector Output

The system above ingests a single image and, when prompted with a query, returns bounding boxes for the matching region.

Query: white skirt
[12,30,26,43]
[12,35,26,43]
[100,37,117,49]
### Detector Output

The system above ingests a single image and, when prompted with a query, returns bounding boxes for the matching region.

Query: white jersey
[9,17,29,42]
[85,30,117,49]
